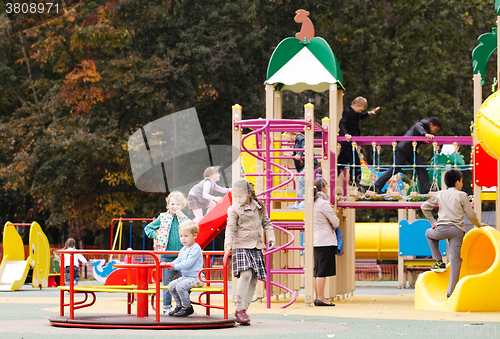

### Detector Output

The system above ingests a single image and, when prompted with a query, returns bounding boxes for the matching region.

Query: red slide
[196,192,232,249]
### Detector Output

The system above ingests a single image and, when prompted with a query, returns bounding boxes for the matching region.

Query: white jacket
[314,192,339,247]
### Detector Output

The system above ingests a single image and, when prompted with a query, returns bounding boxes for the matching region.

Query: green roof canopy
[266,37,344,93]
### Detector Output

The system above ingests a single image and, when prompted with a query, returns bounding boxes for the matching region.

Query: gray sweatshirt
[421,188,480,232]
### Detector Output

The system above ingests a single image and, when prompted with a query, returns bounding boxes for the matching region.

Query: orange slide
[196,192,232,249]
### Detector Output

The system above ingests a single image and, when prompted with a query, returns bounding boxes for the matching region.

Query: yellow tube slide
[415,226,500,312]
[355,223,399,260]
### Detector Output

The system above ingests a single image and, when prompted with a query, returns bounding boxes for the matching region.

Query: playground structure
[412,3,500,311]
[0,221,50,291]
[226,7,500,311]
[49,249,234,329]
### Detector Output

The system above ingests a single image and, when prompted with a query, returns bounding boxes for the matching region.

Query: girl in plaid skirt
[224,179,275,326]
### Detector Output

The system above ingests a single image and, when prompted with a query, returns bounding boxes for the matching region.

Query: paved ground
[1,281,499,338]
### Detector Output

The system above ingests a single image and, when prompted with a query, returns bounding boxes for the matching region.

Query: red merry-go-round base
[48,313,236,329]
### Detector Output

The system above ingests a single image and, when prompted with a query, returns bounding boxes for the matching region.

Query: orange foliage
[60,60,115,115]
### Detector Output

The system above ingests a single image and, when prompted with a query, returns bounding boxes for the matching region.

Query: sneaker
[430,261,446,272]
[168,306,182,316]
[287,204,298,210]
[174,305,194,317]
[296,201,305,209]
[235,309,250,325]
[163,307,171,315]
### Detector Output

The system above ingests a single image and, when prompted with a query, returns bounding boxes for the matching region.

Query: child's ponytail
[248,182,265,215]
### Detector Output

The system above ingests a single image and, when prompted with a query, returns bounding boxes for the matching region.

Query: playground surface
[1,281,499,339]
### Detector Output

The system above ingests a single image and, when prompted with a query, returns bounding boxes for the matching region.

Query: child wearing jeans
[188,166,231,222]
[167,220,203,317]
[63,238,88,285]
[145,190,189,314]
[421,170,487,298]
[224,179,275,325]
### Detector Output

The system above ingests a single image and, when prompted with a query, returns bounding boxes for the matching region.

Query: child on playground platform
[145,190,189,314]
[63,238,88,285]
[167,220,204,317]
[287,131,319,209]
[375,117,441,194]
[338,96,380,184]
[188,166,231,222]
[421,170,487,298]
[224,179,275,325]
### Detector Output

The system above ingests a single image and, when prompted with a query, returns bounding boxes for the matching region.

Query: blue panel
[399,219,447,257]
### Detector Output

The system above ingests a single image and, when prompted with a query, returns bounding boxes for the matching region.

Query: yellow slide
[415,226,500,312]
[0,221,50,291]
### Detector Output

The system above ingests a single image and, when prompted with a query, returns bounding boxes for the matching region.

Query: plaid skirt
[232,248,267,280]
[187,194,208,210]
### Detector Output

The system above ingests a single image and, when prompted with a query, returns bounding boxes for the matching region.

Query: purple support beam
[337,136,473,145]
[337,201,425,209]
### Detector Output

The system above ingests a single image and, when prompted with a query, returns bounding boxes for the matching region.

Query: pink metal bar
[337,202,424,209]
[270,155,323,160]
[240,122,295,197]
[271,268,305,274]
[242,173,303,177]
[263,224,296,308]
[338,136,473,145]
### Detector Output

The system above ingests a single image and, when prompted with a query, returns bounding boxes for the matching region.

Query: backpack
[335,227,344,256]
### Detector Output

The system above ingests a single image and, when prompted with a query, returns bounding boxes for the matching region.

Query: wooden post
[321,117,336,300]
[231,104,242,303]
[304,102,315,305]
[266,84,274,119]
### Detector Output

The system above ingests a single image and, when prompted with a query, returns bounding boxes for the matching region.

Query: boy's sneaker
[174,305,194,317]
[168,306,182,316]
[430,261,446,272]
[163,307,171,315]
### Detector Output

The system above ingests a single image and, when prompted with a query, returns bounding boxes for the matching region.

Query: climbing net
[337,137,473,202]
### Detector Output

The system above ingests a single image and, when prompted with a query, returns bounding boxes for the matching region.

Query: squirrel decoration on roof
[294,9,315,42]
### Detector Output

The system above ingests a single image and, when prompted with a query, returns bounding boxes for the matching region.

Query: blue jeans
[169,276,203,308]
[297,169,305,202]
[161,256,182,309]
[65,266,80,285]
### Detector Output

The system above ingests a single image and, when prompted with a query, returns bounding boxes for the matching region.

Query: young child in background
[188,166,231,222]
[421,170,487,298]
[63,238,88,285]
[167,220,204,317]
[338,96,379,184]
[287,131,321,209]
[224,179,275,325]
[145,190,189,314]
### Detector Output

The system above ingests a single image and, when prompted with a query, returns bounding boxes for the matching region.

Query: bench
[398,219,447,288]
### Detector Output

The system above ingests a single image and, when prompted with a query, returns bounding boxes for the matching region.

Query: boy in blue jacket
[166,220,204,317]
